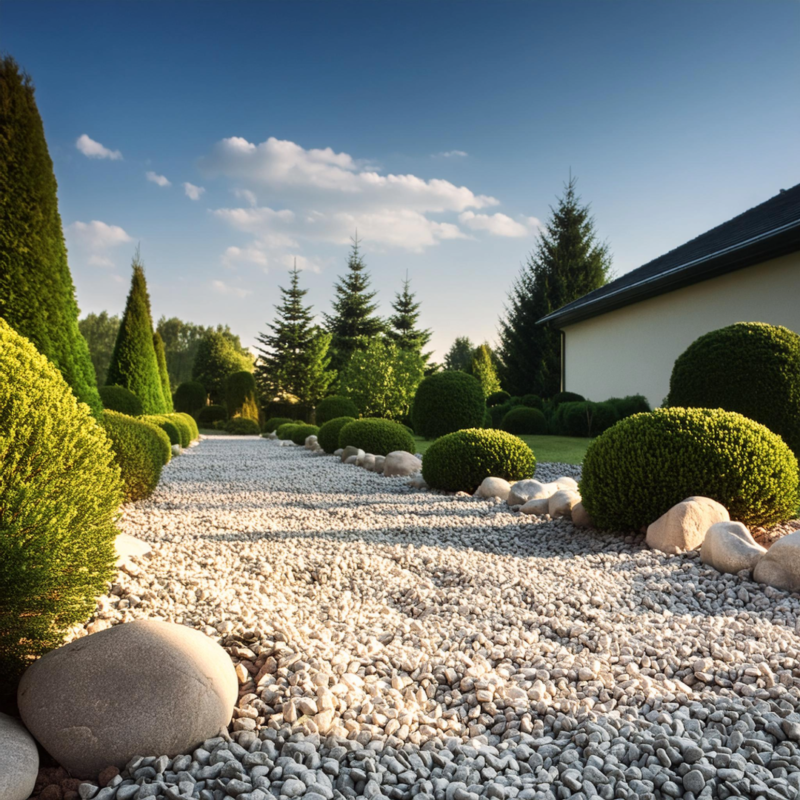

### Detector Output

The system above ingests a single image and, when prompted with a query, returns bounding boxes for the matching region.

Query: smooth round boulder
[18,620,237,779]
[171,444,182,457]
[383,451,422,477]
[571,501,594,528]
[374,455,386,474]
[753,531,800,592]
[701,521,765,575]
[646,496,729,554]
[507,479,555,506]
[363,453,376,471]
[549,490,581,519]
[0,713,39,800]
[475,477,512,501]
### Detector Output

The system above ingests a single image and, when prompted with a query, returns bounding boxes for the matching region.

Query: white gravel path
[75,436,800,800]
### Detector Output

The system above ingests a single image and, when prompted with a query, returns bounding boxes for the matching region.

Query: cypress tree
[386,273,433,365]
[0,56,102,415]
[471,343,502,397]
[106,251,167,414]
[323,235,385,373]
[499,176,612,397]
[153,331,173,411]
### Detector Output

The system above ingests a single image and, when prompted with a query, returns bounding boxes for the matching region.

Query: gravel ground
[64,436,800,800]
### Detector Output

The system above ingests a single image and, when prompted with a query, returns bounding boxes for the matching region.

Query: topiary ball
[550,391,585,408]
[501,406,548,435]
[196,404,227,428]
[315,395,359,426]
[175,412,199,441]
[99,385,143,416]
[581,407,800,530]
[667,322,800,456]
[486,390,511,408]
[339,418,416,456]
[291,424,320,445]
[140,420,172,466]
[276,422,299,440]
[317,416,355,453]
[411,371,485,439]
[264,416,293,433]
[173,381,207,415]
[422,429,536,493]
[225,417,261,435]
[0,320,123,680]
[521,394,544,410]
[165,413,192,447]
[141,415,181,446]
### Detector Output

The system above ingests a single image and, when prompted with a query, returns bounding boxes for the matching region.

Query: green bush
[141,420,172,465]
[102,410,167,502]
[501,406,548,435]
[606,394,650,420]
[521,394,544,410]
[197,404,227,427]
[192,331,253,405]
[550,391,585,408]
[173,380,206,415]
[225,370,259,421]
[486,390,511,408]
[141,414,180,446]
[291,424,320,445]
[412,371,485,439]
[264,416,293,433]
[226,417,261,435]
[483,409,492,428]
[153,331,173,412]
[667,322,800,456]
[318,416,355,453]
[212,419,228,431]
[552,401,619,437]
[422,429,536,493]
[339,418,416,455]
[165,413,192,447]
[581,407,800,530]
[0,319,123,680]
[276,422,300,440]
[99,385,143,416]
[175,412,199,441]
[315,395,359,425]
[264,400,313,423]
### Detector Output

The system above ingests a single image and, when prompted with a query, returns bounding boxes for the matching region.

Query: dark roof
[539,181,800,328]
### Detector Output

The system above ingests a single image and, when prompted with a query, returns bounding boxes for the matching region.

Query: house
[538,182,800,408]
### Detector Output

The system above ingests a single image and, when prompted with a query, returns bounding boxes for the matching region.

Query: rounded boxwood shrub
[553,401,619,437]
[264,416,293,433]
[318,416,355,453]
[102,410,167,502]
[550,391,585,408]
[226,417,261,435]
[141,420,172,465]
[422,429,536,493]
[291,424,320,445]
[521,394,544,410]
[667,322,800,456]
[174,380,207,415]
[501,406,548,435]
[606,394,650,420]
[175,412,199,441]
[165,413,192,447]
[196,404,227,428]
[486,390,511,408]
[339,418,416,456]
[0,319,123,680]
[581,407,800,531]
[315,395,359,426]
[412,371,485,439]
[99,385,143,416]
[141,414,180,446]
[276,422,300,440]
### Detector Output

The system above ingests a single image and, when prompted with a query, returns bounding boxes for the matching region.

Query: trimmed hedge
[276,422,300,440]
[315,395,359,425]
[102,410,167,502]
[0,319,123,680]
[486,390,511,408]
[422,429,536,493]
[412,371,485,439]
[318,416,355,453]
[581,407,800,530]
[225,370,259,421]
[552,401,619,437]
[501,406,548,435]
[606,394,650,420]
[141,414,180,446]
[165,413,192,447]
[175,412,199,441]
[99,385,143,416]
[174,380,206,415]
[667,322,800,456]
[550,391,585,408]
[226,417,261,435]
[339,418,416,456]
[291,424,320,446]
[521,394,544,410]
[141,420,172,465]
[264,416,293,433]
[196,404,227,428]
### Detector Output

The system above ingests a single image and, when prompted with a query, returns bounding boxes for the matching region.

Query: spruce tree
[471,343,502,397]
[444,336,475,372]
[256,266,334,405]
[106,252,167,414]
[386,273,433,365]
[0,56,102,416]
[323,235,385,373]
[499,177,612,397]
[153,331,174,411]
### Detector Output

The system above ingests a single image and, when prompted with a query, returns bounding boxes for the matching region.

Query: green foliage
[483,409,492,428]
[0,57,103,417]
[291,424,320,445]
[499,176,612,397]
[175,412,199,442]
[412,371,486,439]
[99,385,143,416]
[165,414,192,447]
[443,336,475,372]
[106,252,167,415]
[196,404,227,427]
[264,416,293,433]
[338,340,424,420]
[338,418,416,456]
[470,343,502,397]
[225,370,259,420]
[386,275,433,369]
[102,410,167,502]
[552,401,618,437]
[521,394,544,410]
[316,395,359,425]
[138,419,172,465]
[0,319,122,680]
[276,422,300,440]
[79,312,120,387]
[667,322,800,456]
[264,399,314,423]
[192,330,253,405]
[501,406,548,435]
[581,408,800,530]
[605,394,650,420]
[551,391,586,408]
[173,380,207,415]
[487,390,511,407]
[153,331,173,412]
[226,417,261,435]
[422,429,536,493]
[141,414,180,446]
[317,416,355,453]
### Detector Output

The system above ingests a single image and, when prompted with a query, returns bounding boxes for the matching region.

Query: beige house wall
[562,251,800,408]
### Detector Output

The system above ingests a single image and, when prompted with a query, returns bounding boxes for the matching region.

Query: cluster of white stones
[69,436,800,800]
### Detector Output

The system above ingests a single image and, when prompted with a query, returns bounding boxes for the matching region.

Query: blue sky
[3,0,799,358]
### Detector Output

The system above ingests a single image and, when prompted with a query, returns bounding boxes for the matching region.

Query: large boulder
[18,620,237,779]
[520,497,550,516]
[507,479,556,506]
[363,453,376,471]
[549,490,581,519]
[341,445,364,464]
[700,521,766,575]
[571,502,594,528]
[646,496,729,554]
[304,435,318,450]
[754,531,800,592]
[383,451,422,477]
[555,476,579,491]
[0,713,38,800]
[374,455,386,474]
[475,477,511,501]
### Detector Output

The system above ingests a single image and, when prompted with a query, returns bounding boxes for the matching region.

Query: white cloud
[212,279,251,298]
[436,150,468,158]
[76,134,122,160]
[280,254,325,274]
[222,245,269,270]
[232,188,258,206]
[146,171,171,187]
[184,182,206,200]
[66,220,132,269]
[458,211,537,238]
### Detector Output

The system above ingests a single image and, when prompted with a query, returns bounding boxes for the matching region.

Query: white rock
[520,497,550,515]
[571,502,594,528]
[341,446,364,464]
[334,448,343,457]
[646,496,729,554]
[363,454,376,471]
[383,451,422,477]
[548,490,581,519]
[408,474,428,490]
[753,531,800,592]
[0,713,38,800]
[374,455,386,474]
[344,455,359,465]
[700,521,766,575]
[115,533,152,568]
[475,477,512,501]
[267,431,278,440]
[304,435,318,449]
[555,476,579,491]
[171,444,182,457]
[507,479,557,506]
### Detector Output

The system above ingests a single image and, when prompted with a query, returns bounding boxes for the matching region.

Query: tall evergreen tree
[443,336,475,372]
[256,266,334,405]
[499,177,612,397]
[323,235,385,373]
[471,343,502,397]
[79,311,121,386]
[106,251,167,414]
[192,330,253,405]
[0,56,102,415]
[386,273,433,365]
[153,331,174,411]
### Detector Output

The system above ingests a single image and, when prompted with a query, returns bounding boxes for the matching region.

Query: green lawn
[414,434,592,464]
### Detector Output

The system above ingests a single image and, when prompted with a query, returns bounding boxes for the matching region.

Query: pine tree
[386,273,433,366]
[323,235,385,374]
[256,266,334,405]
[471,343,502,397]
[444,336,475,372]
[0,57,103,415]
[499,176,612,397]
[153,331,174,411]
[106,251,167,414]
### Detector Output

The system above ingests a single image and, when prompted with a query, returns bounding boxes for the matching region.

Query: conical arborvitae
[106,254,167,414]
[0,56,102,416]
[153,331,173,412]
